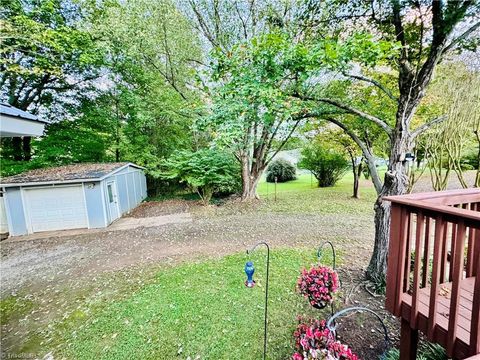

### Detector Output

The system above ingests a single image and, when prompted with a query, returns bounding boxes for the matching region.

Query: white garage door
[24,186,88,233]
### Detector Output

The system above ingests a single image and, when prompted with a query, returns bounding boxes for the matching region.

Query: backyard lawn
[1,174,389,359]
[53,250,335,359]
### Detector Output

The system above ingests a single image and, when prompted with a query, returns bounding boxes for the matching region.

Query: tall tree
[294,0,480,282]
[90,0,203,184]
[0,0,104,160]
[420,63,480,190]
[203,32,319,199]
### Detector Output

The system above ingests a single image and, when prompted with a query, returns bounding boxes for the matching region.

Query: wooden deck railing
[385,189,480,359]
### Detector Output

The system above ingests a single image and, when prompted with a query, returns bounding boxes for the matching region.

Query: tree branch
[411,115,448,138]
[324,116,384,194]
[143,54,188,101]
[265,112,313,165]
[442,21,480,55]
[188,0,223,52]
[296,94,393,136]
[344,73,398,102]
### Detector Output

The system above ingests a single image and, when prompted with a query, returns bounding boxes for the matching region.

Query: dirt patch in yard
[126,199,193,217]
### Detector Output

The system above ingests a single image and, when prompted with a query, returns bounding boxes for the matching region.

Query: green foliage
[417,342,449,360]
[205,31,307,149]
[34,119,111,165]
[201,31,312,197]
[1,0,104,110]
[0,159,38,177]
[266,159,296,183]
[161,149,240,204]
[299,143,349,187]
[383,342,449,360]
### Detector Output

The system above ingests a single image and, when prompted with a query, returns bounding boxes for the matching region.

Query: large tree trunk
[367,169,408,282]
[12,137,23,161]
[23,137,32,161]
[240,155,264,200]
[241,176,262,200]
[367,117,411,281]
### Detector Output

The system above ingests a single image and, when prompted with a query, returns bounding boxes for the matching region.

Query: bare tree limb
[296,94,393,136]
[142,54,188,101]
[411,115,448,138]
[188,0,223,52]
[234,1,249,40]
[442,21,480,54]
[265,112,315,165]
[344,73,398,102]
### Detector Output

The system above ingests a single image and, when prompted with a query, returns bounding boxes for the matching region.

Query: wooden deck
[384,189,480,360]
[401,277,476,359]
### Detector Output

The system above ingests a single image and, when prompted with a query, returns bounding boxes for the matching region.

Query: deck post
[400,318,418,360]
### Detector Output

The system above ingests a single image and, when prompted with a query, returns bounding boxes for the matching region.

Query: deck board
[401,276,475,358]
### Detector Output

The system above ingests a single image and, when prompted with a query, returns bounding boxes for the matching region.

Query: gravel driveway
[1,207,373,297]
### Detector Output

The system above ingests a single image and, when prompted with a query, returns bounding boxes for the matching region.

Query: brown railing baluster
[446,220,466,356]
[470,250,480,356]
[422,217,431,288]
[449,221,457,281]
[473,219,480,278]
[411,212,425,327]
[403,212,413,293]
[428,216,445,339]
[467,223,475,277]
[440,221,449,284]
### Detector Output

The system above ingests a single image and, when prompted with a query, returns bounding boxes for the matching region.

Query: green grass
[0,295,34,325]
[53,249,336,360]
[255,173,378,216]
[257,172,319,194]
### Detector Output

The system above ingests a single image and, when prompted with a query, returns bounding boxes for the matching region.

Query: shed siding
[103,166,146,222]
[4,187,28,236]
[134,171,141,203]
[83,181,106,228]
[126,174,136,212]
[115,174,129,214]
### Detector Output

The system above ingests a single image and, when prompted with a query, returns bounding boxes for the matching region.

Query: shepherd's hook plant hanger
[317,241,338,317]
[317,241,336,270]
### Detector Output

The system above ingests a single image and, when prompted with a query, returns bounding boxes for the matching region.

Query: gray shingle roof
[0,103,47,123]
[1,163,135,185]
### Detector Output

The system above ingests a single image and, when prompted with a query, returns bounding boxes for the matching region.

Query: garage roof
[0,162,145,187]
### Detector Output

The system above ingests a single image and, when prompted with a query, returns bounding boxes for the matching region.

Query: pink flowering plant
[292,317,359,360]
[297,266,339,309]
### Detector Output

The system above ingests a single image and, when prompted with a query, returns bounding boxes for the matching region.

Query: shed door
[24,186,88,233]
[105,180,120,222]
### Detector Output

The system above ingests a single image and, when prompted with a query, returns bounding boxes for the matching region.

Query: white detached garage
[1,163,147,236]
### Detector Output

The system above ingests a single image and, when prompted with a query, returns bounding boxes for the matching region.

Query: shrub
[266,159,297,183]
[299,145,349,187]
[161,149,240,205]
[297,266,339,309]
[292,317,359,360]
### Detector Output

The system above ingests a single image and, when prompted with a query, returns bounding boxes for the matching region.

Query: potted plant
[297,266,339,309]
